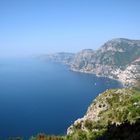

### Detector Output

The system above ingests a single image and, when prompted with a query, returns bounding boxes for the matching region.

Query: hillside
[66,87,140,140]
[67,88,140,132]
[71,38,140,87]
[41,38,140,87]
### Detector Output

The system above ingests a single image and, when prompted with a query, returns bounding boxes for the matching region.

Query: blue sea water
[0,58,122,139]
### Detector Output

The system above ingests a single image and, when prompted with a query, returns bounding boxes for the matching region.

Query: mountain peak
[105,38,140,45]
[100,38,140,53]
[109,38,133,42]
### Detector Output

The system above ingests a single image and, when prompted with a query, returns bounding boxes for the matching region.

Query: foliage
[29,133,65,140]
[67,88,140,140]
[98,88,140,125]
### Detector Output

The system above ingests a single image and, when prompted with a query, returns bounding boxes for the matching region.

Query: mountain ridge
[41,38,140,87]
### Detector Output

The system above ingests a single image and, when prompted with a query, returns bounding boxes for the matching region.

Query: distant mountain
[71,38,140,86]
[38,52,75,65]
[72,38,140,67]
[39,38,140,86]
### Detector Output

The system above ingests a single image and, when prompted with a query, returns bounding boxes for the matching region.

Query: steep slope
[71,38,140,86]
[39,38,140,86]
[67,88,140,140]
[98,38,140,66]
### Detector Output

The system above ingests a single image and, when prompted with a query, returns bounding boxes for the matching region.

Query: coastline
[70,67,124,87]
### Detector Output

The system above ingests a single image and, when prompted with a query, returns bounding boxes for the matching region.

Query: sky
[0,0,140,57]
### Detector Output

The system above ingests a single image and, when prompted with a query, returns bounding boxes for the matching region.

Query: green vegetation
[98,88,140,125]
[65,88,140,140]
[29,134,65,140]
[113,45,140,66]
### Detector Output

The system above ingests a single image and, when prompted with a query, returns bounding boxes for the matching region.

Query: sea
[0,58,122,139]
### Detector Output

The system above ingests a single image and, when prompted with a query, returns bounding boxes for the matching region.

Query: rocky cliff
[41,38,140,87]
[67,88,140,138]
[71,38,140,87]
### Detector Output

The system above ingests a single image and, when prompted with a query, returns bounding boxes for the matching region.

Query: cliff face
[39,38,140,86]
[71,38,140,86]
[67,88,140,136]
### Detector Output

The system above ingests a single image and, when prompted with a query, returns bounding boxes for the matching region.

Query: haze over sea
[0,58,122,140]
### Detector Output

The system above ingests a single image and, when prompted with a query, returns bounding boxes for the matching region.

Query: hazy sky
[1,0,140,57]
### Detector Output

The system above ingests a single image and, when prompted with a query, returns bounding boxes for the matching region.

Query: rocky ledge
[70,38,140,87]
[67,88,140,136]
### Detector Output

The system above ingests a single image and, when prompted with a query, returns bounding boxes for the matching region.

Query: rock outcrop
[67,88,140,135]
[71,38,140,86]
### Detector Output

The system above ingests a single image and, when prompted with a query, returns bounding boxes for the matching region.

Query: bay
[0,58,122,139]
